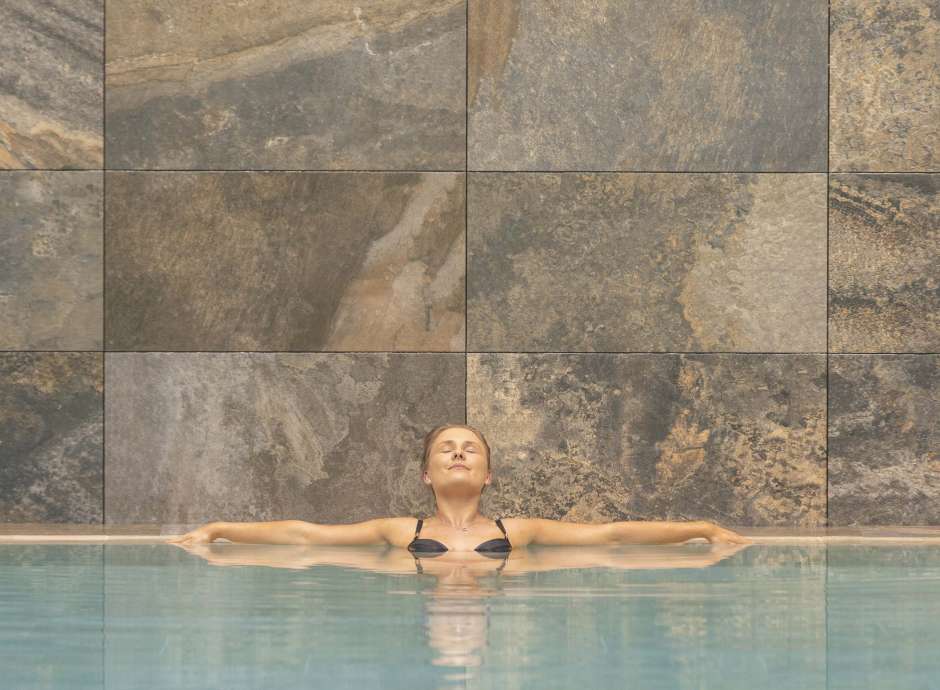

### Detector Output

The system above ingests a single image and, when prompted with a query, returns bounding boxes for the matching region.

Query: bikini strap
[495,517,509,541]
[496,555,509,574]
[411,519,424,574]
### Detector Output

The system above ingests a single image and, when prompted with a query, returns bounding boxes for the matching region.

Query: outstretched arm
[167,518,397,546]
[608,520,749,545]
[507,518,750,546]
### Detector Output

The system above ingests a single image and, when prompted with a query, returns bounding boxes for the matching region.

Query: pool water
[1,543,938,689]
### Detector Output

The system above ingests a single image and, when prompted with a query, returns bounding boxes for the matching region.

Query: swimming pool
[1,542,938,689]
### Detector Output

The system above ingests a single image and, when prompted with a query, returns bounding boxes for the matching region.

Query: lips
[449,464,470,470]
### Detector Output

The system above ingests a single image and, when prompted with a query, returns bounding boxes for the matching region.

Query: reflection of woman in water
[176,535,749,670]
[170,423,751,550]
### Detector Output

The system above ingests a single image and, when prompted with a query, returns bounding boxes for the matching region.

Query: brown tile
[468,173,826,352]
[0,1,103,169]
[830,0,940,171]
[105,172,465,351]
[0,352,103,523]
[104,352,464,523]
[471,353,827,527]
[0,172,103,350]
[829,355,940,526]
[105,0,466,170]
[829,174,940,352]
[469,0,827,171]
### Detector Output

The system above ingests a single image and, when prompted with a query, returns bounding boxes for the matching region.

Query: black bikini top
[407,517,512,557]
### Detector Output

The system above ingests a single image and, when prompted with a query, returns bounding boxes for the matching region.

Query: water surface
[0,543,937,689]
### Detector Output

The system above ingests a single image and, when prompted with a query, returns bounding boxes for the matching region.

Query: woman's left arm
[507,518,751,546]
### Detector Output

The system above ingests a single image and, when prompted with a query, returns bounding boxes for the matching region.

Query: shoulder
[498,517,541,546]
[498,517,616,546]
[376,516,420,547]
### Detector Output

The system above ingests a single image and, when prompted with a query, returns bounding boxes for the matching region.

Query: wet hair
[421,424,492,491]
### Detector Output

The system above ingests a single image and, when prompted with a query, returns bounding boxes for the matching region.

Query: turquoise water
[0,543,938,689]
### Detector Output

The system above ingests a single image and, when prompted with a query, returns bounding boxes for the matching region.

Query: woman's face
[424,427,491,495]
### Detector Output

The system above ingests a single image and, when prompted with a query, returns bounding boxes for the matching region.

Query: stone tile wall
[1,0,936,525]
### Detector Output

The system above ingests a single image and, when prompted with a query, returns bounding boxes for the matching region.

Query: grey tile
[471,353,827,527]
[468,0,827,171]
[0,352,103,523]
[0,172,103,350]
[104,352,464,523]
[829,174,940,352]
[105,0,466,170]
[468,173,826,352]
[829,355,940,526]
[105,172,465,351]
[830,0,940,172]
[0,1,103,169]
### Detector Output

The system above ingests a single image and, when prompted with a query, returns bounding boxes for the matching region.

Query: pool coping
[2,525,940,544]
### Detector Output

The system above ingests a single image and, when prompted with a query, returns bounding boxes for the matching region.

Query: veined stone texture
[0,172,103,350]
[2,0,936,530]
[468,0,827,171]
[830,0,940,172]
[829,355,940,526]
[0,352,103,523]
[471,353,827,527]
[468,173,827,352]
[0,0,103,169]
[105,0,466,170]
[105,172,465,351]
[829,174,940,352]
[104,353,462,524]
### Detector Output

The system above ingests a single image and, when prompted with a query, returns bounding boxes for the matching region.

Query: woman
[169,423,751,548]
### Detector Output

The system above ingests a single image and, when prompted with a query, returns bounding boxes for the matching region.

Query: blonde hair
[421,423,492,486]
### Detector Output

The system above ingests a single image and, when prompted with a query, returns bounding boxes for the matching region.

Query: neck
[431,492,483,529]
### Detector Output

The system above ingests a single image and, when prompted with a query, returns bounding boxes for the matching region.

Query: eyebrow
[436,439,478,448]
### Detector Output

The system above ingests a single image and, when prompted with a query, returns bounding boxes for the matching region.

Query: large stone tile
[830,0,940,172]
[105,172,465,351]
[0,172,103,350]
[468,0,827,171]
[829,355,940,526]
[468,173,826,352]
[0,353,103,523]
[104,353,463,523]
[0,1,103,169]
[105,0,466,170]
[829,174,940,352]
[470,353,827,527]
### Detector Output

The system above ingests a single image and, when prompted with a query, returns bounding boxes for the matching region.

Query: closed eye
[438,442,478,452]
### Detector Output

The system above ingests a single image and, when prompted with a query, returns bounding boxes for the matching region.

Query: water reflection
[172,542,749,675]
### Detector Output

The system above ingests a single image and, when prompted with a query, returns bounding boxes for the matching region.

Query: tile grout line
[826,0,831,529]
[9,349,939,355]
[11,168,939,174]
[464,0,469,426]
[102,3,107,682]
[101,0,107,529]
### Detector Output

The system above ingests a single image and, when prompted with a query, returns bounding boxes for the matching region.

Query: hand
[169,542,214,557]
[708,542,750,559]
[702,522,752,545]
[167,523,218,545]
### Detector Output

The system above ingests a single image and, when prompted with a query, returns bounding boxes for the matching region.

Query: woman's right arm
[167,518,394,546]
